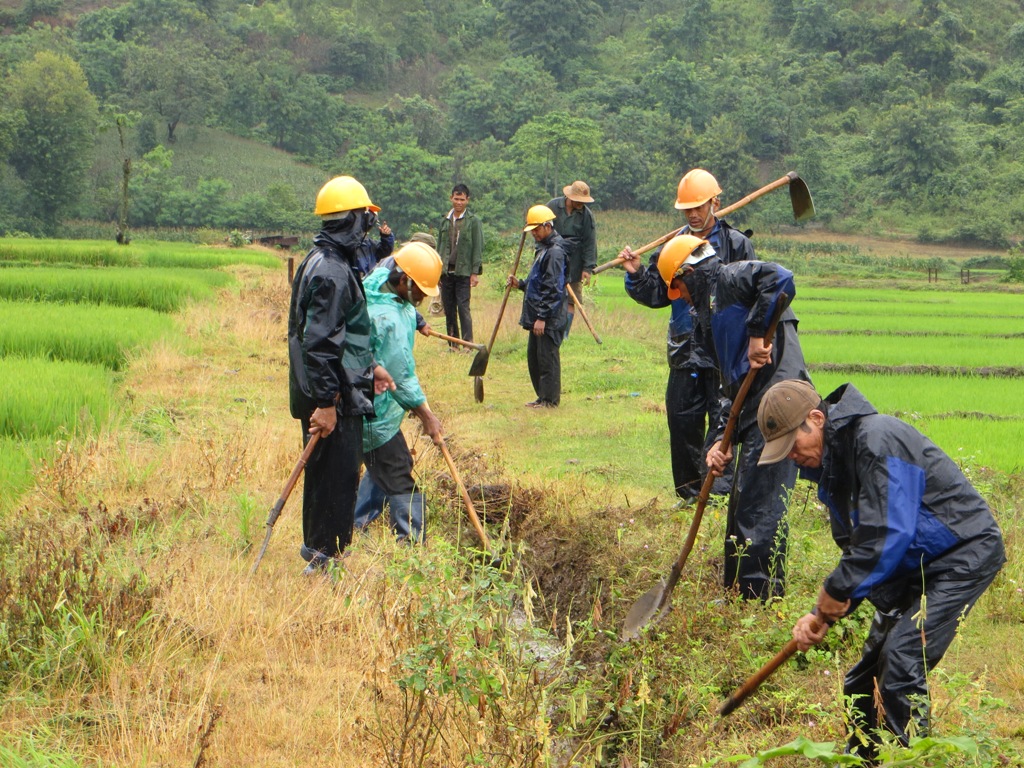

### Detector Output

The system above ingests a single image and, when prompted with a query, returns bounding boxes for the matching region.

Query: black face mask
[362,210,378,231]
[319,210,369,252]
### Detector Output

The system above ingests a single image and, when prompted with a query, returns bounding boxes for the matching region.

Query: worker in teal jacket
[354,241,444,542]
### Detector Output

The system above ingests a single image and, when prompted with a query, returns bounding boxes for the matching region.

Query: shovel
[475,230,529,403]
[439,438,491,552]
[621,294,790,640]
[250,431,320,575]
[593,172,815,275]
[565,283,602,344]
[423,327,490,377]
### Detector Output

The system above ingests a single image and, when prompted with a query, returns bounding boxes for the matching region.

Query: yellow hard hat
[657,234,711,300]
[524,204,556,232]
[393,241,442,297]
[314,176,380,217]
[674,168,722,210]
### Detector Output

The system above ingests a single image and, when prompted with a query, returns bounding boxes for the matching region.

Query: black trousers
[666,366,733,499]
[299,415,362,557]
[843,566,1001,757]
[439,273,473,342]
[723,420,797,600]
[363,430,418,496]
[526,329,562,405]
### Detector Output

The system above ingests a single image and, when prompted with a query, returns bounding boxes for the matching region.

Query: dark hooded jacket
[624,219,754,369]
[518,230,568,333]
[288,226,376,419]
[353,230,395,279]
[804,384,1005,611]
[683,257,809,435]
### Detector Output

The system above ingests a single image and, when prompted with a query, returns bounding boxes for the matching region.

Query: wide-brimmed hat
[563,180,594,203]
[757,380,821,465]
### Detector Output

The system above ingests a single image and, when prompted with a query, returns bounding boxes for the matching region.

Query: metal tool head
[468,348,489,377]
[620,579,671,641]
[787,173,815,222]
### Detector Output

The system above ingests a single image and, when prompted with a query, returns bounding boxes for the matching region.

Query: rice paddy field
[0,238,283,506]
[586,223,1024,475]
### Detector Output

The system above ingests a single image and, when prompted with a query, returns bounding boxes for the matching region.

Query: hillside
[0,0,1023,244]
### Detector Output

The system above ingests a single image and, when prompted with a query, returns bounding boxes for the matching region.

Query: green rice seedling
[0,358,113,439]
[797,287,1024,317]
[801,333,1024,369]
[0,435,50,509]
[0,267,232,312]
[0,238,280,269]
[802,313,1024,337]
[807,372,1024,473]
[912,417,1024,474]
[809,372,1024,418]
[0,301,176,369]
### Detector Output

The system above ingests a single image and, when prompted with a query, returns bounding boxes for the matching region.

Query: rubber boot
[389,492,425,543]
[353,474,387,531]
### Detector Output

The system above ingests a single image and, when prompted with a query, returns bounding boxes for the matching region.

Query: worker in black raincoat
[288,175,395,575]
[757,379,1005,761]
[623,234,811,600]
[507,205,568,408]
[620,169,753,503]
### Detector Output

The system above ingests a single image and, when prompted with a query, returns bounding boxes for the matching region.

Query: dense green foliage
[0,0,1022,244]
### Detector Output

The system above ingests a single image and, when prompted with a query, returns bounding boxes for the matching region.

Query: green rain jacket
[437,209,484,277]
[361,266,428,451]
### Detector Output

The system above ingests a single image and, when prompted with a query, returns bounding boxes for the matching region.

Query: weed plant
[0,266,232,312]
[0,301,175,369]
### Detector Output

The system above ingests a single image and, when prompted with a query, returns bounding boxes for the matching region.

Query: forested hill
[2,0,1023,245]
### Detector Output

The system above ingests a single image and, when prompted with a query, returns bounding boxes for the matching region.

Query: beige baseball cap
[757,380,821,465]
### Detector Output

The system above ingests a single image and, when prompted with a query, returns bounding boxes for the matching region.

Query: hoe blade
[789,175,815,222]
[468,347,489,377]
[621,579,670,641]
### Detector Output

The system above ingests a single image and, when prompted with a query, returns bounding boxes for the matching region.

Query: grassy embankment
[0,221,1022,766]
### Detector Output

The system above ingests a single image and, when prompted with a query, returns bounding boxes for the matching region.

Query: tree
[343,142,451,234]
[499,0,601,78]
[510,112,608,199]
[867,96,961,199]
[5,51,98,228]
[126,38,225,142]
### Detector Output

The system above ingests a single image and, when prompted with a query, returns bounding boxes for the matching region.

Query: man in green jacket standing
[547,180,597,334]
[354,241,444,542]
[437,184,484,345]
